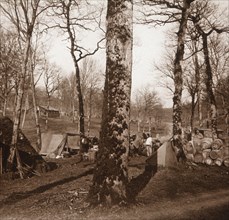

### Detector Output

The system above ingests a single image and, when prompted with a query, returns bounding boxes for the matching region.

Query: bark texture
[64,2,85,136]
[89,0,133,205]
[202,34,218,139]
[30,58,42,152]
[5,0,41,178]
[193,46,203,128]
[193,21,218,139]
[8,38,31,178]
[172,0,194,161]
[75,64,85,135]
[192,40,201,131]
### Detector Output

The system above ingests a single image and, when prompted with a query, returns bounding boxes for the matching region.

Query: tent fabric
[40,132,81,157]
[40,133,64,156]
[52,134,67,156]
[146,141,178,168]
[67,134,81,149]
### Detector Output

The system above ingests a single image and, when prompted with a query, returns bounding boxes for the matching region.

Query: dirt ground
[1,118,229,219]
[1,154,229,220]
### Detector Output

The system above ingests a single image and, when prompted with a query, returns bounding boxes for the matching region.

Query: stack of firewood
[183,137,229,167]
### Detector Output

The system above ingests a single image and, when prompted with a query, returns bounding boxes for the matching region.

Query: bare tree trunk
[3,96,7,117]
[21,106,27,129]
[8,37,31,178]
[89,0,133,205]
[202,34,218,139]
[225,108,229,136]
[137,121,140,133]
[13,91,17,118]
[45,97,50,130]
[64,4,85,135]
[148,117,152,133]
[190,94,195,132]
[193,40,202,129]
[21,93,28,128]
[220,96,229,135]
[198,92,203,127]
[191,12,223,139]
[3,75,8,117]
[137,111,140,133]
[75,64,85,135]
[2,0,44,178]
[30,61,42,152]
[72,101,75,123]
[172,0,193,161]
[74,64,84,159]
[68,59,85,135]
[87,89,93,136]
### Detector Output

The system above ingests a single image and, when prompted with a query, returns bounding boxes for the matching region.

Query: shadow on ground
[0,168,94,207]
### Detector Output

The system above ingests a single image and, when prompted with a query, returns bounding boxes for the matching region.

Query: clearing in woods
[0,118,229,219]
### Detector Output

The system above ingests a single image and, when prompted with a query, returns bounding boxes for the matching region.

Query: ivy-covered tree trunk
[172,0,194,161]
[202,34,218,139]
[192,17,218,139]
[89,0,133,205]
[193,42,203,128]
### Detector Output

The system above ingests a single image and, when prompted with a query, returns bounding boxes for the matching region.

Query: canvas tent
[146,141,178,168]
[40,132,81,158]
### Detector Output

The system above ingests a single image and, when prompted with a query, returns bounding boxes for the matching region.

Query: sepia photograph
[0,0,229,219]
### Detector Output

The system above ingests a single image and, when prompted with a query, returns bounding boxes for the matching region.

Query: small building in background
[38,106,60,118]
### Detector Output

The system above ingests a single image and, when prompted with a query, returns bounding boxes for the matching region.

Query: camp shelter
[40,132,81,158]
[40,133,64,156]
[67,134,81,150]
[146,141,178,168]
[0,116,49,175]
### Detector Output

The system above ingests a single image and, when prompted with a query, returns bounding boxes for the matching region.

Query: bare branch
[76,37,105,62]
